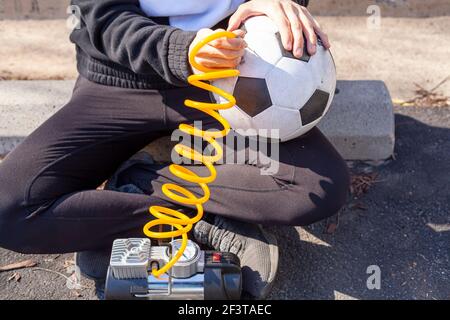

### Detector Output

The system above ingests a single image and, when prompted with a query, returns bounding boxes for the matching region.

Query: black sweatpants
[0,76,349,254]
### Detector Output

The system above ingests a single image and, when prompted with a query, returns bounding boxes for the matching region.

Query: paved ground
[1,105,448,300]
[269,105,450,300]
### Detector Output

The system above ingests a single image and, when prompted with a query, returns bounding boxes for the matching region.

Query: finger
[232,29,246,39]
[299,11,317,55]
[208,36,247,50]
[195,56,242,69]
[227,4,253,31]
[302,10,331,49]
[197,46,245,60]
[201,28,246,50]
[316,29,331,49]
[267,4,293,51]
[196,28,214,39]
[283,4,304,58]
[311,21,330,49]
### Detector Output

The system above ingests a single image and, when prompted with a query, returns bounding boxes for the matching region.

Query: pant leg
[129,86,350,226]
[113,128,350,227]
[0,77,214,254]
[0,76,349,255]
[206,128,350,226]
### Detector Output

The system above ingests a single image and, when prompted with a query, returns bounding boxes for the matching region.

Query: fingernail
[295,48,302,57]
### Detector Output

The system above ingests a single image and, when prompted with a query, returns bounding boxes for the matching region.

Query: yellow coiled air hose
[143,31,240,278]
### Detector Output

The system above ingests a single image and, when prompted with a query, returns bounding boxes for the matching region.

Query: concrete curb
[319,80,395,160]
[0,80,394,160]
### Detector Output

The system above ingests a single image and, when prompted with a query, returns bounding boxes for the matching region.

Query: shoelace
[209,217,245,258]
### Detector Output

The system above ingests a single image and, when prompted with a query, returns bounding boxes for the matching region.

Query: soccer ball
[211,16,337,142]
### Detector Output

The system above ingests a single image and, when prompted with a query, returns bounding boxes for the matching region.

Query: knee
[0,219,40,254]
[0,185,33,254]
[280,161,350,226]
[311,165,350,222]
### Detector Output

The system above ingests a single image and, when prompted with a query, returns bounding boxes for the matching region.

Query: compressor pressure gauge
[164,239,204,278]
[167,239,199,263]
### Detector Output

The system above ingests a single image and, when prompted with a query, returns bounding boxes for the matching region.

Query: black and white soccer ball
[211,16,337,142]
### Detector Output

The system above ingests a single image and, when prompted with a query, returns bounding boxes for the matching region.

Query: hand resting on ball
[227,0,330,58]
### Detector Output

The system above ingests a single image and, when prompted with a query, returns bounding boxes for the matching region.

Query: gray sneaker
[75,250,110,300]
[193,215,279,299]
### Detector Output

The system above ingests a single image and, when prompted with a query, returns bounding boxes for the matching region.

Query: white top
[139,0,246,31]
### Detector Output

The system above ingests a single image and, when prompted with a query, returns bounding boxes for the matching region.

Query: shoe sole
[256,225,279,299]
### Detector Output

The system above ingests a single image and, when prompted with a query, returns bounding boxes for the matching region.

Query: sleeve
[70,0,197,85]
[293,0,309,7]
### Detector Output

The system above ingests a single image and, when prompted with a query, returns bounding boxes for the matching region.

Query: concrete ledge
[0,80,394,160]
[318,80,395,160]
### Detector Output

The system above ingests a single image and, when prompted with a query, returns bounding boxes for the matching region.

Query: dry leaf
[72,291,82,298]
[324,212,340,235]
[43,254,61,262]
[350,173,379,198]
[0,260,37,272]
[350,202,368,211]
[63,260,75,268]
[393,77,450,108]
[7,272,21,282]
[325,222,338,234]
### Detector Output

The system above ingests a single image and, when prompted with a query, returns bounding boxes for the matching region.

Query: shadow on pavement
[269,112,450,300]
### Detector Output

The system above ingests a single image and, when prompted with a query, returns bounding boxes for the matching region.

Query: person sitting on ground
[0,0,349,299]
